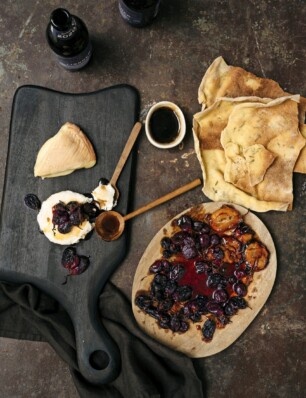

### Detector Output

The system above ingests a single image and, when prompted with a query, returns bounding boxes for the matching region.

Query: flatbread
[220,96,305,204]
[295,124,306,173]
[34,122,96,178]
[198,56,286,110]
[193,95,305,212]
[197,56,306,173]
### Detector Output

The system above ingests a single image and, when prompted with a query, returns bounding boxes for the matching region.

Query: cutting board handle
[74,305,121,384]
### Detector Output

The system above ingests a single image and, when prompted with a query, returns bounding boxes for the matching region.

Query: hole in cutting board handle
[89,350,110,370]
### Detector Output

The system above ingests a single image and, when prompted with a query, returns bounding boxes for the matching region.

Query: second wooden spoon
[109,121,142,202]
[95,178,202,241]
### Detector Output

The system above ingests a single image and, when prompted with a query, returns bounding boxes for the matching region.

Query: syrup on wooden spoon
[95,178,202,241]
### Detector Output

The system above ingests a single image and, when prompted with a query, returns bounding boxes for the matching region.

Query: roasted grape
[212,288,228,303]
[135,295,152,310]
[177,215,193,230]
[160,237,171,250]
[233,281,247,297]
[83,202,100,218]
[24,194,41,210]
[61,247,90,282]
[202,318,216,341]
[61,246,76,268]
[230,296,247,309]
[169,263,185,281]
[173,285,193,302]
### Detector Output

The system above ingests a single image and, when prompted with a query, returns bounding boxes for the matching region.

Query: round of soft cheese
[37,191,94,245]
[92,182,117,211]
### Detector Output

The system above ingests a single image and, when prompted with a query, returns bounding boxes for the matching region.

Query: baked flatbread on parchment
[197,56,306,174]
[198,56,286,110]
[220,96,305,204]
[193,95,305,212]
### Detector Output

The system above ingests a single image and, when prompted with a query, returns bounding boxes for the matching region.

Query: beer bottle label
[56,41,92,70]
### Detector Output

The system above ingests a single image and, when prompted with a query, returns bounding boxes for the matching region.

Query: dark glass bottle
[119,0,161,27]
[46,8,92,70]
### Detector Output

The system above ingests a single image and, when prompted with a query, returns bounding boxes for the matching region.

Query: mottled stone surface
[0,337,78,397]
[0,0,305,397]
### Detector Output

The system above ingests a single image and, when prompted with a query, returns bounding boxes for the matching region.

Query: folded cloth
[0,281,204,398]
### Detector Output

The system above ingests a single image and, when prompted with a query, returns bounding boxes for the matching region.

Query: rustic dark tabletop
[0,1,305,397]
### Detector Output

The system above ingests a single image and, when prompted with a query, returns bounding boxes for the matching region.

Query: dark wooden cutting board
[0,84,140,384]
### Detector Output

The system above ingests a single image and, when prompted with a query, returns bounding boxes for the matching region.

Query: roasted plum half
[209,205,242,232]
[244,240,269,271]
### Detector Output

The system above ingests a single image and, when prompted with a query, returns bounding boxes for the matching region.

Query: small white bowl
[145,101,186,149]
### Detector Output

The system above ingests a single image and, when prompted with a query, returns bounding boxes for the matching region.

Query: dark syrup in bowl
[149,107,180,144]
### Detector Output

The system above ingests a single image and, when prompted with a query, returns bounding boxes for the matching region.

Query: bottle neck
[50,8,72,31]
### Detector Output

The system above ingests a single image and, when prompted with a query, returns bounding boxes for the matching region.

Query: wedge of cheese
[34,122,96,178]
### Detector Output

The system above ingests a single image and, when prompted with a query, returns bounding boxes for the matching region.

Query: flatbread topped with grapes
[132,202,276,358]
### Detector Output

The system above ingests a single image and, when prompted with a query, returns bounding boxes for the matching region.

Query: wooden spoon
[95,178,202,241]
[109,122,142,202]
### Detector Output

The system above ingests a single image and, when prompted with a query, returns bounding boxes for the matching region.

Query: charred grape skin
[82,202,100,219]
[158,312,171,329]
[53,202,67,212]
[160,237,171,250]
[169,263,185,281]
[164,280,178,298]
[52,209,69,226]
[149,259,172,274]
[153,273,168,287]
[202,318,216,341]
[66,201,79,213]
[162,249,172,259]
[181,243,198,260]
[177,215,193,231]
[194,260,210,274]
[158,299,174,312]
[149,260,164,274]
[171,231,190,245]
[172,285,193,302]
[61,246,77,268]
[217,315,230,327]
[206,301,224,317]
[179,321,189,333]
[212,288,228,304]
[61,247,90,279]
[69,207,84,226]
[135,294,152,310]
[57,221,72,234]
[207,273,225,288]
[230,296,247,309]
[24,194,41,210]
[198,233,210,249]
[210,234,221,246]
[193,220,210,234]
[233,281,247,297]
[52,200,88,233]
[145,306,160,320]
[69,255,90,275]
